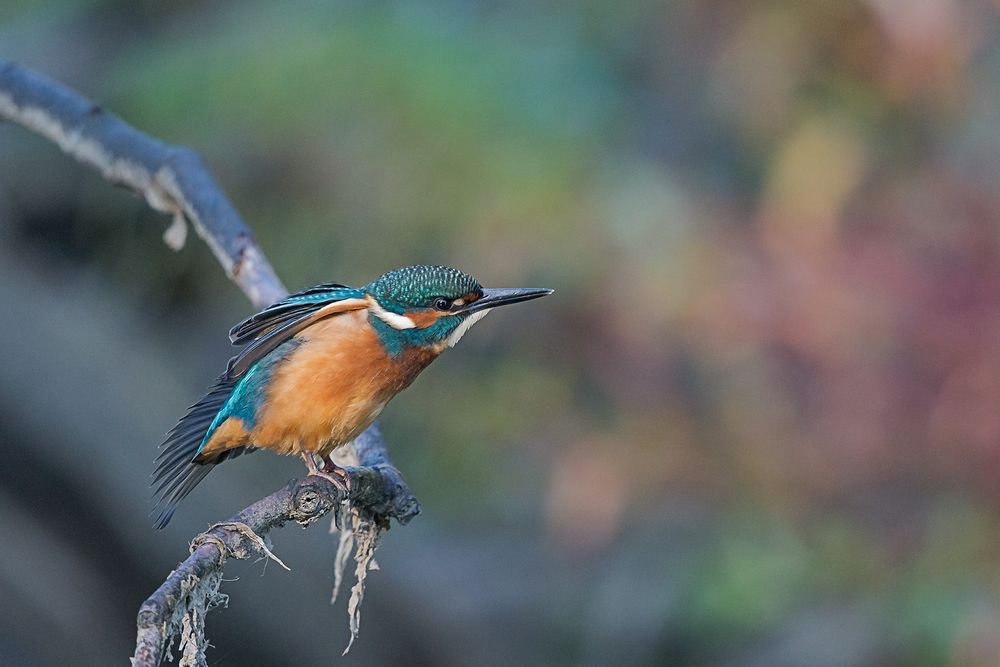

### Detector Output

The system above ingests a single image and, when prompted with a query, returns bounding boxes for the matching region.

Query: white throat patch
[447,309,491,347]
[368,298,416,330]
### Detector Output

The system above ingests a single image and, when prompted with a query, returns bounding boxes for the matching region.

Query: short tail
[151,374,245,528]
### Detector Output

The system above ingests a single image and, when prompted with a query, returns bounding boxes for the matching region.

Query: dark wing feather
[150,283,366,528]
[152,447,248,529]
[151,373,239,528]
[226,285,366,377]
[229,283,352,343]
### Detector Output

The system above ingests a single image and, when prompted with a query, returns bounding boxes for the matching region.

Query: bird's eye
[433,297,452,311]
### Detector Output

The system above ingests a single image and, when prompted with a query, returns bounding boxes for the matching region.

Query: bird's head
[364,265,551,355]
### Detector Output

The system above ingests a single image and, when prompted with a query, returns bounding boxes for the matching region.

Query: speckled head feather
[366,265,482,312]
[363,265,485,354]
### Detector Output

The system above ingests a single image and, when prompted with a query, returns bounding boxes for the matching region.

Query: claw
[321,457,352,492]
[300,452,351,493]
[310,469,350,493]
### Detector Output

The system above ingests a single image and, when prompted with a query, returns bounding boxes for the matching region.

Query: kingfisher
[152,264,551,528]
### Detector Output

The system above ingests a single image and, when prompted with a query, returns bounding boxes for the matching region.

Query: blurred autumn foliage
[5,1,1000,665]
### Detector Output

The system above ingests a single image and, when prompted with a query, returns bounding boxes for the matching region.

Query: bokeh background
[3,1,1000,665]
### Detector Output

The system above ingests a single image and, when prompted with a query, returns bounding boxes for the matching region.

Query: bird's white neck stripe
[368,298,417,330]
[447,309,491,347]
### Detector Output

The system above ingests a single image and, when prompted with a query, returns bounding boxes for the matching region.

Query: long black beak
[462,287,553,314]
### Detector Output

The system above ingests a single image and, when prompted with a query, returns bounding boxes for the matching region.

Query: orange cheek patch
[451,292,481,308]
[404,309,445,328]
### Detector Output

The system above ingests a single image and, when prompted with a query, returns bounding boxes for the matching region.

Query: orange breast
[250,309,439,456]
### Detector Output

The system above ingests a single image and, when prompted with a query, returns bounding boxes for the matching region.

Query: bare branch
[134,425,419,666]
[0,60,420,666]
[0,58,285,308]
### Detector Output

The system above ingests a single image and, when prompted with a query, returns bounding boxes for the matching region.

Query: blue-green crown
[366,265,481,312]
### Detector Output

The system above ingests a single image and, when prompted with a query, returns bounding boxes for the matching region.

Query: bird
[152,264,552,528]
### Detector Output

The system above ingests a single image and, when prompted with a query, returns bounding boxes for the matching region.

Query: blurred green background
[3,1,1000,665]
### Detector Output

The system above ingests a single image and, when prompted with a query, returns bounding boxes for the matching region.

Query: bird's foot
[322,456,352,490]
[319,461,351,492]
[301,453,351,494]
[309,468,351,495]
